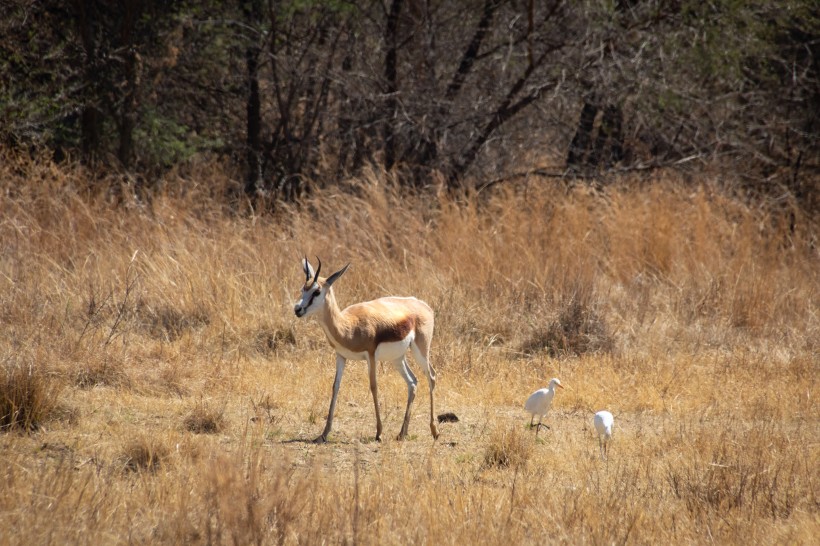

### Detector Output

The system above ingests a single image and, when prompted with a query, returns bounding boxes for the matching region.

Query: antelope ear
[302,256,315,282]
[325,263,350,287]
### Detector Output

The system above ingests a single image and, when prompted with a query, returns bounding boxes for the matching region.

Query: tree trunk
[245,41,262,195]
[244,0,263,196]
[566,101,598,171]
[588,104,623,169]
[74,0,101,163]
[116,1,142,170]
[117,49,138,169]
[383,0,403,171]
[80,106,101,162]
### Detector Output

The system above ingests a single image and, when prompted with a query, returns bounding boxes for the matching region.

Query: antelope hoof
[396,433,407,441]
[312,434,328,444]
[430,423,439,440]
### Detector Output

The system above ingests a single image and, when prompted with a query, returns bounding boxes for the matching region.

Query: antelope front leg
[315,355,346,443]
[367,353,383,441]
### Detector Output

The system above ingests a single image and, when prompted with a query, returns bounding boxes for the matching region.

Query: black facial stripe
[304,286,320,308]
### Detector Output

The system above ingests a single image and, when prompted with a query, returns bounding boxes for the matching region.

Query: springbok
[293,257,438,443]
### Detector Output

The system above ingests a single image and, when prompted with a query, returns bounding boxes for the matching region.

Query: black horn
[313,256,322,285]
[304,254,311,282]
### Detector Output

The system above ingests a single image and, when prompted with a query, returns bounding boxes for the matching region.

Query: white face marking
[294,283,325,318]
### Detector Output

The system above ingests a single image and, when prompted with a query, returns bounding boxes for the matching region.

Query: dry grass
[184,399,226,434]
[0,153,817,545]
[0,354,62,431]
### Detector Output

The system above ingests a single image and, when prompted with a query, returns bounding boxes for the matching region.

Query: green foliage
[135,110,220,168]
[676,1,778,86]
[276,0,356,17]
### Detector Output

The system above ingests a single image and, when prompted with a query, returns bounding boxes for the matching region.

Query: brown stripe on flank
[375,316,415,345]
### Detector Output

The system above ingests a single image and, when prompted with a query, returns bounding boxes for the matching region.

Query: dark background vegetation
[2,0,817,209]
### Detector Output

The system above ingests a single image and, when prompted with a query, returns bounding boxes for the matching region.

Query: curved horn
[313,256,322,285]
[303,255,311,282]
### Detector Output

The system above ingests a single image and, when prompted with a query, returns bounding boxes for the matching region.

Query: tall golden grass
[0,153,817,544]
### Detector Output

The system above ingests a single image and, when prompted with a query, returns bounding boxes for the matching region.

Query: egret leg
[535,417,550,435]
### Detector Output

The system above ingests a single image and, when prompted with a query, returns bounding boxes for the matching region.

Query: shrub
[521,289,612,357]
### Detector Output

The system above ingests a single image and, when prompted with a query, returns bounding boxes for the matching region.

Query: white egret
[593,410,614,460]
[524,378,563,437]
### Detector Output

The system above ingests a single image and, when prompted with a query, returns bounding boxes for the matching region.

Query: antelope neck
[319,288,352,348]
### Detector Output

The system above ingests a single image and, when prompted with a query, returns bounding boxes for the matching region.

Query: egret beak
[557,384,564,389]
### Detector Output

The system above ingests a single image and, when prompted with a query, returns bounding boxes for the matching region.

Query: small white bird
[593,410,614,460]
[524,378,564,437]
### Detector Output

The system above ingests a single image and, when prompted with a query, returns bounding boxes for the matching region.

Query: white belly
[333,344,368,361]
[375,331,414,361]
[325,331,415,362]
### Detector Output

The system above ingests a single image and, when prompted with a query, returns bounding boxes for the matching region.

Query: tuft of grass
[121,436,169,473]
[0,359,60,432]
[251,326,297,356]
[74,357,130,389]
[483,424,532,470]
[183,400,225,434]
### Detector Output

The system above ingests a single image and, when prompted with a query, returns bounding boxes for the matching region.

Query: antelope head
[294,256,349,318]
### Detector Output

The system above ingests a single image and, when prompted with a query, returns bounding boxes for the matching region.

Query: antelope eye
[313,289,321,297]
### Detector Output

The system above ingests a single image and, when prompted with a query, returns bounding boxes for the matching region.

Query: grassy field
[1,155,817,545]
